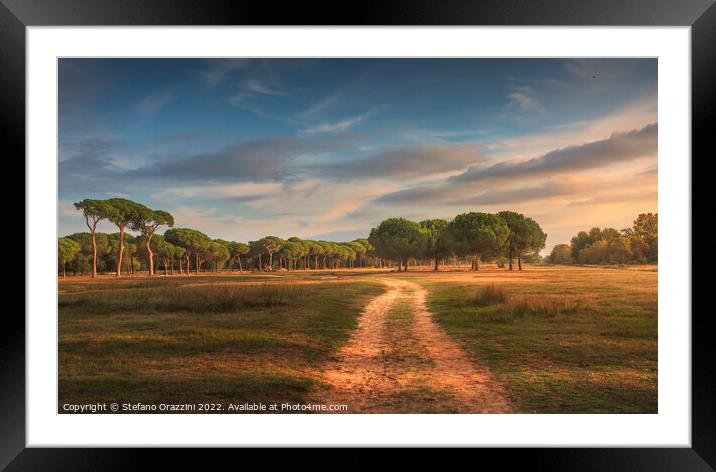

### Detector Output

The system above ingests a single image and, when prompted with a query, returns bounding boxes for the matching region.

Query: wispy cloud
[452,123,657,183]
[319,200,364,223]
[134,90,174,116]
[301,110,373,134]
[314,142,480,180]
[226,79,291,120]
[58,58,658,252]
[200,59,249,86]
[569,189,658,207]
[507,85,542,112]
[152,182,282,203]
[301,94,340,118]
[127,138,308,182]
[246,79,288,96]
[377,177,590,207]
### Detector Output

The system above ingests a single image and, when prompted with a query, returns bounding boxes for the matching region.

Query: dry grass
[472,284,508,307]
[58,265,658,414]
[407,264,658,413]
[58,276,385,411]
[60,283,308,314]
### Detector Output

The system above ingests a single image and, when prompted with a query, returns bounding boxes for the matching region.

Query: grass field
[408,265,658,413]
[58,265,657,413]
[59,273,385,411]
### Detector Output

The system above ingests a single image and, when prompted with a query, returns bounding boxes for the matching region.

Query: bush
[510,296,584,318]
[473,284,507,306]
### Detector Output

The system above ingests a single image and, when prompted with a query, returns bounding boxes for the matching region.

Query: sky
[58,58,657,253]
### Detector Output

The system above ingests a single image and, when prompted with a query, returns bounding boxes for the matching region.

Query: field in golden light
[58,264,657,413]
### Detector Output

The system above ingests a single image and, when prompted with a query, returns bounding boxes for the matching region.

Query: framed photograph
[5,0,711,467]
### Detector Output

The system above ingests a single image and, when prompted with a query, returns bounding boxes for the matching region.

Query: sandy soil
[313,278,512,413]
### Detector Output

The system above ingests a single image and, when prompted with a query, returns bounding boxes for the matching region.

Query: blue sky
[58,58,657,252]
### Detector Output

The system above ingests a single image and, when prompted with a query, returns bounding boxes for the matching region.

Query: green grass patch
[412,267,657,413]
[59,278,384,412]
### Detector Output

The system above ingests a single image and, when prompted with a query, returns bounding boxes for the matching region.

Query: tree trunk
[508,245,514,271]
[196,253,200,274]
[91,225,98,278]
[146,236,154,276]
[518,254,523,271]
[434,251,439,271]
[63,262,66,278]
[474,254,480,271]
[238,257,243,272]
[164,263,168,276]
[116,225,125,277]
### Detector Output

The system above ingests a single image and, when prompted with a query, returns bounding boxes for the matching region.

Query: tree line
[546,213,658,265]
[58,198,549,277]
[368,211,546,272]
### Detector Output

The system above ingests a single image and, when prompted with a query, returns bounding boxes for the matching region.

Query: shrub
[473,284,507,306]
[509,296,584,318]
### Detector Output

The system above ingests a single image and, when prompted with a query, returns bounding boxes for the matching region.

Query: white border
[27,27,690,447]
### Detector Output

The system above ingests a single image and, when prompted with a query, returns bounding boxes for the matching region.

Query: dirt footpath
[312,278,512,413]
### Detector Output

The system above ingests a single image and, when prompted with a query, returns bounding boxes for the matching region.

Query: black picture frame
[3,0,710,468]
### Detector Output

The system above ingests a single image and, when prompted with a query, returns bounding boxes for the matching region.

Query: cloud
[318,200,364,223]
[227,93,248,107]
[150,183,281,210]
[58,135,132,196]
[452,123,657,184]
[569,189,658,207]
[134,90,174,116]
[246,79,287,96]
[301,111,372,134]
[507,86,542,112]
[200,59,249,86]
[224,195,267,203]
[128,138,314,182]
[377,178,587,206]
[226,79,295,122]
[227,79,287,106]
[316,142,481,180]
[375,183,454,205]
[450,180,585,206]
[226,98,297,125]
[59,136,123,175]
[305,229,372,242]
[564,59,635,82]
[301,94,339,117]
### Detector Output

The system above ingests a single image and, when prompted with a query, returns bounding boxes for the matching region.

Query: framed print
[3,0,712,468]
